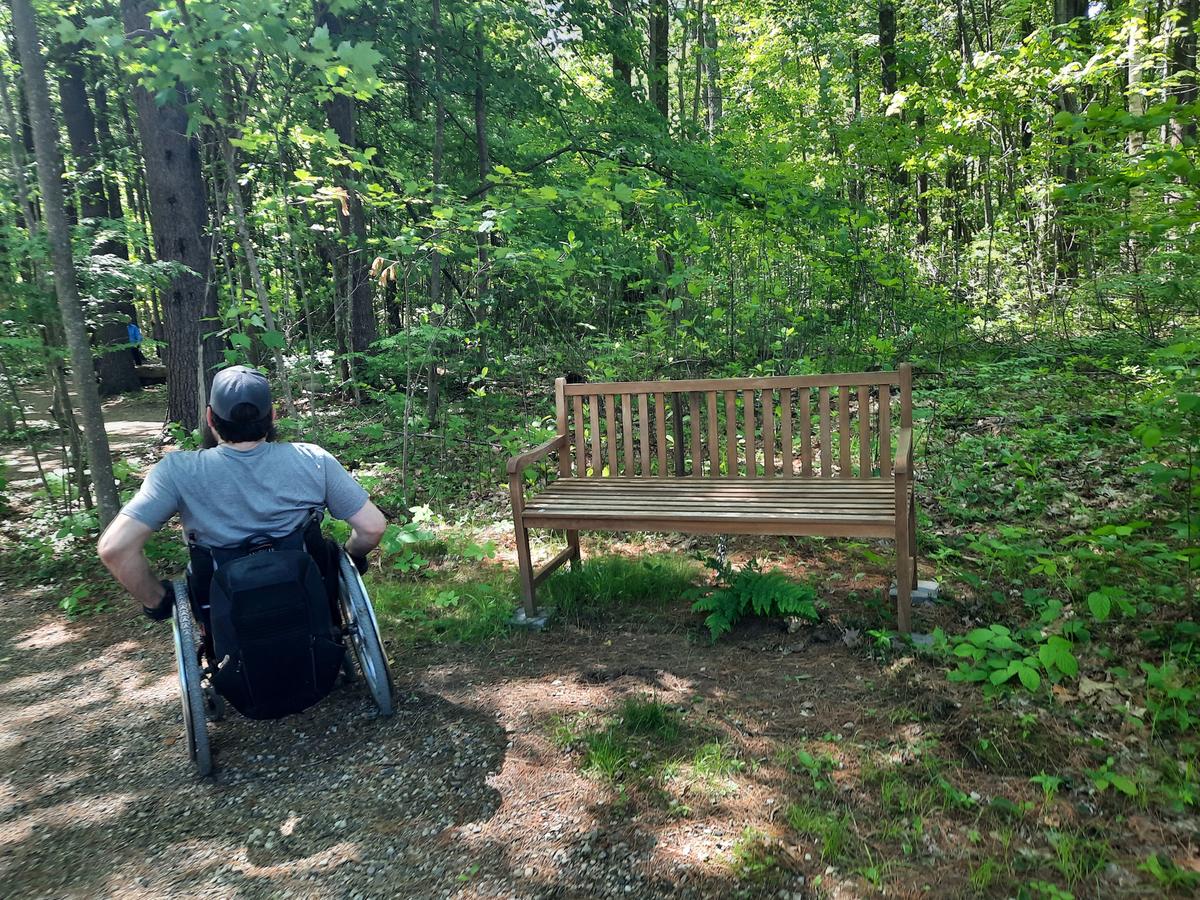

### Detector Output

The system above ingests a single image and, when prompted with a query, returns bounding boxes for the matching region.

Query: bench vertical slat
[573,395,587,476]
[707,391,720,477]
[878,384,891,477]
[622,393,635,475]
[688,392,702,477]
[858,385,871,478]
[800,388,813,476]
[606,394,618,476]
[838,387,852,478]
[818,386,832,476]
[655,392,668,476]
[556,378,571,478]
[900,362,913,430]
[781,388,794,478]
[638,393,651,476]
[724,390,738,478]
[589,395,602,478]
[671,393,687,477]
[761,389,775,476]
[744,390,757,478]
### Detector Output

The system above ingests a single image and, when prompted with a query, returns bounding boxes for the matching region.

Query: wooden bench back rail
[553,368,912,481]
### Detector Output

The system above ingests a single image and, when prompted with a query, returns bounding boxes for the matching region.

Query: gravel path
[0,587,518,899]
[0,588,804,899]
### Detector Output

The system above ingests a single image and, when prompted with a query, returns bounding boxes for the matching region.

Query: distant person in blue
[127,317,146,366]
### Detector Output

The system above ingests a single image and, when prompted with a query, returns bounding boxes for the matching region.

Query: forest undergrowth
[2,332,1197,897]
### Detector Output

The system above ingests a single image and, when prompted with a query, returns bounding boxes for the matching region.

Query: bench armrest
[894,427,914,478]
[506,433,568,476]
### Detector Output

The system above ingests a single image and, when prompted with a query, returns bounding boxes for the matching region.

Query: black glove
[142,580,175,622]
[346,547,370,576]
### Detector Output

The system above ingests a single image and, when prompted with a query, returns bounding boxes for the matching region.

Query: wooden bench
[507,365,918,632]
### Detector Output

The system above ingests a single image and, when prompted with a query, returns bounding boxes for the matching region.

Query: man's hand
[143,580,175,621]
[344,500,386,561]
[346,547,370,576]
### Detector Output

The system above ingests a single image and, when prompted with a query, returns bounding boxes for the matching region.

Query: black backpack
[191,514,344,720]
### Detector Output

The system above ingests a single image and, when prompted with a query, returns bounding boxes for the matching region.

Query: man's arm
[98,514,169,610]
[344,500,386,558]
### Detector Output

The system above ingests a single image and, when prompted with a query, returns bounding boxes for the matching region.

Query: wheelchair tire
[171,579,213,776]
[337,551,394,716]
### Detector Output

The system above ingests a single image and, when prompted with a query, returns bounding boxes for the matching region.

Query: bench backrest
[553,365,912,480]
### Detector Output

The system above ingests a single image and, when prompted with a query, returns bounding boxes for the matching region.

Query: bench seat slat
[524,480,898,525]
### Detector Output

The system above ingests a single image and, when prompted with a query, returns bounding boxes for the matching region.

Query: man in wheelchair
[98,366,387,719]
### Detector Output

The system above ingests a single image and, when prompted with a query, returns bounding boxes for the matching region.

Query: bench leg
[566,529,581,568]
[908,494,918,590]
[895,500,912,635]
[515,525,537,617]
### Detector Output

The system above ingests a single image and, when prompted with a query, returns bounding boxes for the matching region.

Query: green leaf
[1087,591,1112,622]
[1018,665,1041,692]
[261,330,285,349]
[1108,774,1137,796]
[1141,426,1162,449]
[229,332,251,349]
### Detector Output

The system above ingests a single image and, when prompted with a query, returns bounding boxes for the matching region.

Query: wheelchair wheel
[171,579,213,776]
[337,551,394,716]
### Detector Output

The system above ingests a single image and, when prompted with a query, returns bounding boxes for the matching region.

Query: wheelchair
[169,547,393,777]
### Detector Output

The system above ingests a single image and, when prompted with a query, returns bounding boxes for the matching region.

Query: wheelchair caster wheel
[339,648,357,685]
[203,684,226,722]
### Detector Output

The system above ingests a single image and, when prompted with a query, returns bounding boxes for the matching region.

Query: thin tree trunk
[704,8,721,130]
[426,0,445,421]
[315,3,376,360]
[10,0,119,525]
[612,0,634,90]
[57,37,141,396]
[1169,0,1196,145]
[473,14,491,303]
[649,0,670,119]
[220,134,297,419]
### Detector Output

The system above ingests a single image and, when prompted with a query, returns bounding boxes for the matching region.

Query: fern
[690,559,819,641]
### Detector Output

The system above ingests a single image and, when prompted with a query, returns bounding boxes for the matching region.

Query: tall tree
[120,0,218,431]
[649,0,670,119]
[426,0,445,419]
[9,0,120,525]
[315,3,376,359]
[56,34,140,396]
[1169,0,1197,146]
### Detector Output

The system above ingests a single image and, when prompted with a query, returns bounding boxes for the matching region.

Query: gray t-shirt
[121,442,369,548]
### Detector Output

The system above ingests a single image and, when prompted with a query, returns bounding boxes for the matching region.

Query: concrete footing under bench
[890,579,940,606]
[510,607,552,630]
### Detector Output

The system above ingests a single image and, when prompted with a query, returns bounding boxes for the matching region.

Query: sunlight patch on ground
[0,793,139,849]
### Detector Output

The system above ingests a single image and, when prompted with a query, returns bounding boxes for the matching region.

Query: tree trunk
[315,3,376,359]
[474,14,491,303]
[404,0,424,121]
[1169,0,1197,145]
[10,0,120,525]
[612,0,634,90]
[120,0,218,431]
[879,1,898,97]
[220,134,297,419]
[649,0,670,119]
[426,0,445,421]
[57,39,141,396]
[704,9,721,129]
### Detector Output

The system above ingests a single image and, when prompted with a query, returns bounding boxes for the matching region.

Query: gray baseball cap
[209,365,271,419]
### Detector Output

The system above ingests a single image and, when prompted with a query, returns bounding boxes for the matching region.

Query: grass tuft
[620,694,680,740]
[541,554,700,621]
[786,800,856,865]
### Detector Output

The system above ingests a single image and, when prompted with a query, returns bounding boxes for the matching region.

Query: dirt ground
[1,388,1192,899]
